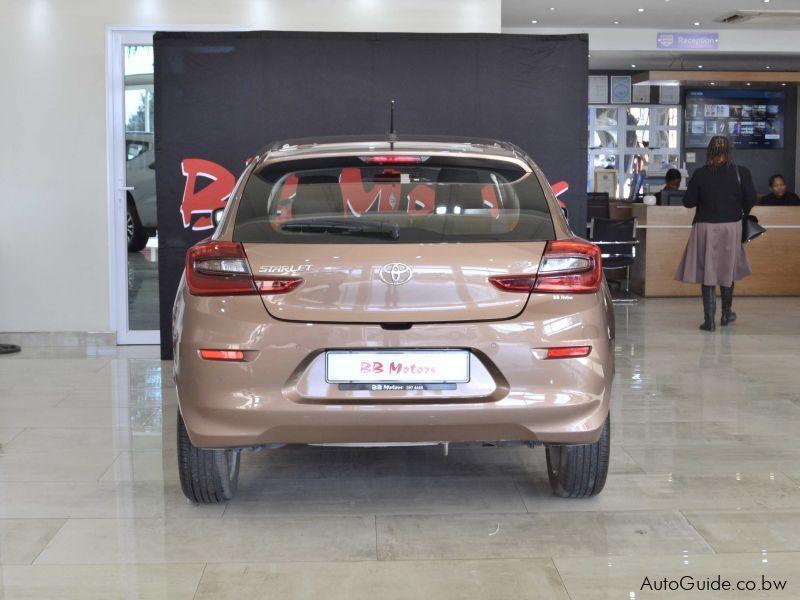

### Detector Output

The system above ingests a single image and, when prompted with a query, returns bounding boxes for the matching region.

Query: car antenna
[386,100,398,149]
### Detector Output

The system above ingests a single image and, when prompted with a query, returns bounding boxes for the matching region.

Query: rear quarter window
[233,156,555,244]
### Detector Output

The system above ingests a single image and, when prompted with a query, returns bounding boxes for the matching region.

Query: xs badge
[379,262,413,285]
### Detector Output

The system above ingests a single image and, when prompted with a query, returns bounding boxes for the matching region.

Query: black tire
[127,199,149,253]
[177,410,240,503]
[546,414,610,498]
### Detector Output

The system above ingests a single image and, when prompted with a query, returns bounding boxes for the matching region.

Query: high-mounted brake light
[361,155,427,164]
[199,349,245,361]
[186,241,304,296]
[488,240,601,294]
[544,346,592,359]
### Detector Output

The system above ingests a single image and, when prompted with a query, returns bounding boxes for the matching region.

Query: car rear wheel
[127,199,150,253]
[546,414,610,498]
[177,410,240,503]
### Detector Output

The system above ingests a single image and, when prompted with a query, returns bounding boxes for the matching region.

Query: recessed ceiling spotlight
[588,53,592,58]
[631,64,637,68]
[763,0,770,3]
[531,19,538,23]
[746,82,751,86]
[549,6,556,10]
[766,65,771,69]
[693,22,701,26]
[781,82,787,86]
[697,65,703,69]
[613,20,620,25]
[710,82,716,86]
[637,8,645,12]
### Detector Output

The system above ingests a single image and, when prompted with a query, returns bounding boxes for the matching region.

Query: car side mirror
[212,208,225,227]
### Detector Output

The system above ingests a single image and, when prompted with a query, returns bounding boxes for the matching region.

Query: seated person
[759,174,800,205]
[655,168,682,202]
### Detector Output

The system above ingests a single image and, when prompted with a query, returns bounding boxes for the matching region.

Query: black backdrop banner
[155,31,588,359]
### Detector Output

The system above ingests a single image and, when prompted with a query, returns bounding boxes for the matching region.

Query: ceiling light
[781,83,787,86]
[746,82,751,86]
[588,53,592,58]
[763,0,770,3]
[766,65,771,69]
[631,64,637,68]
[710,82,716,86]
[531,19,538,23]
[613,20,620,24]
[693,22,701,26]
[697,65,703,69]
[549,6,556,10]
[637,8,645,12]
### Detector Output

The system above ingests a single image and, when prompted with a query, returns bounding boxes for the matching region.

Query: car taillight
[255,277,304,294]
[488,240,601,294]
[545,346,591,359]
[186,241,256,296]
[534,240,602,293]
[186,241,303,296]
[488,275,537,292]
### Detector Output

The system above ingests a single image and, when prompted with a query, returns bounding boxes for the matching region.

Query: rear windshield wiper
[279,218,400,240]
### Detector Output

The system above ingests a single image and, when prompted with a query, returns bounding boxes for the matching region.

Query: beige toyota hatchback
[173,136,615,503]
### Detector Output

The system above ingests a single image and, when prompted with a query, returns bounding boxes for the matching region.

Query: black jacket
[759,191,800,206]
[683,164,757,224]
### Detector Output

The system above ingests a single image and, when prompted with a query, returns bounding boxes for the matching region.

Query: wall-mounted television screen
[685,89,785,150]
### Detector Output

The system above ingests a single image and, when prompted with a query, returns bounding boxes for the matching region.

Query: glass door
[109,31,159,344]
[124,44,159,333]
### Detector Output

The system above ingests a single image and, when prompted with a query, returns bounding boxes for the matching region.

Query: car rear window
[233,155,555,244]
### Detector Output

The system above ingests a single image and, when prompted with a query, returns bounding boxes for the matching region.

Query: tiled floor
[1,297,799,599]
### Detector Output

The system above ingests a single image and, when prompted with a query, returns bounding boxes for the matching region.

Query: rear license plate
[325,350,470,384]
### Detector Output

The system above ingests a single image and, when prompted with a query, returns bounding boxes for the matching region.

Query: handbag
[742,214,766,243]
[735,165,766,243]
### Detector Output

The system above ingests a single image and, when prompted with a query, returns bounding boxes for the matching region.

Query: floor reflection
[0,297,799,598]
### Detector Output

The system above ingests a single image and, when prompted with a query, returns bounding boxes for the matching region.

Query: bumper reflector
[545,346,591,359]
[199,349,245,361]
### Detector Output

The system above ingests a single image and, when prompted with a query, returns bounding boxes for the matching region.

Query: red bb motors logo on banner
[179,158,236,231]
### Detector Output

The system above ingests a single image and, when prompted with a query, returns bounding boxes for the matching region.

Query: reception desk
[627,205,800,297]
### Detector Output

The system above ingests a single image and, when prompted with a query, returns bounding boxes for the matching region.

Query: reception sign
[657,32,719,50]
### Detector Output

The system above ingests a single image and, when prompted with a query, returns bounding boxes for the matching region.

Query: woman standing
[675,136,756,331]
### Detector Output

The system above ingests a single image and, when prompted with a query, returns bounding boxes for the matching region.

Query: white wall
[0,0,501,333]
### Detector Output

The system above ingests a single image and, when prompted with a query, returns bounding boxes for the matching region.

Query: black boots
[720,283,737,326]
[699,285,716,331]
[700,284,737,331]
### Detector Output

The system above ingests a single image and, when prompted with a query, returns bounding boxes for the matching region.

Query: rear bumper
[174,288,614,448]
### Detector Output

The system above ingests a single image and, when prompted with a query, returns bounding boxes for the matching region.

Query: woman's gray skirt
[675,221,751,287]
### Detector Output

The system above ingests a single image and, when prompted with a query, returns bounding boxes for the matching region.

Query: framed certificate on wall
[588,76,609,104]
[594,169,618,198]
[610,76,631,104]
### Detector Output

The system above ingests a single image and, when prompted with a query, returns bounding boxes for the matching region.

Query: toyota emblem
[379,262,413,285]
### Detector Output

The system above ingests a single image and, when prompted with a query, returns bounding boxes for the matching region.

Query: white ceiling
[502,0,800,71]
[590,51,800,71]
[502,0,800,30]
